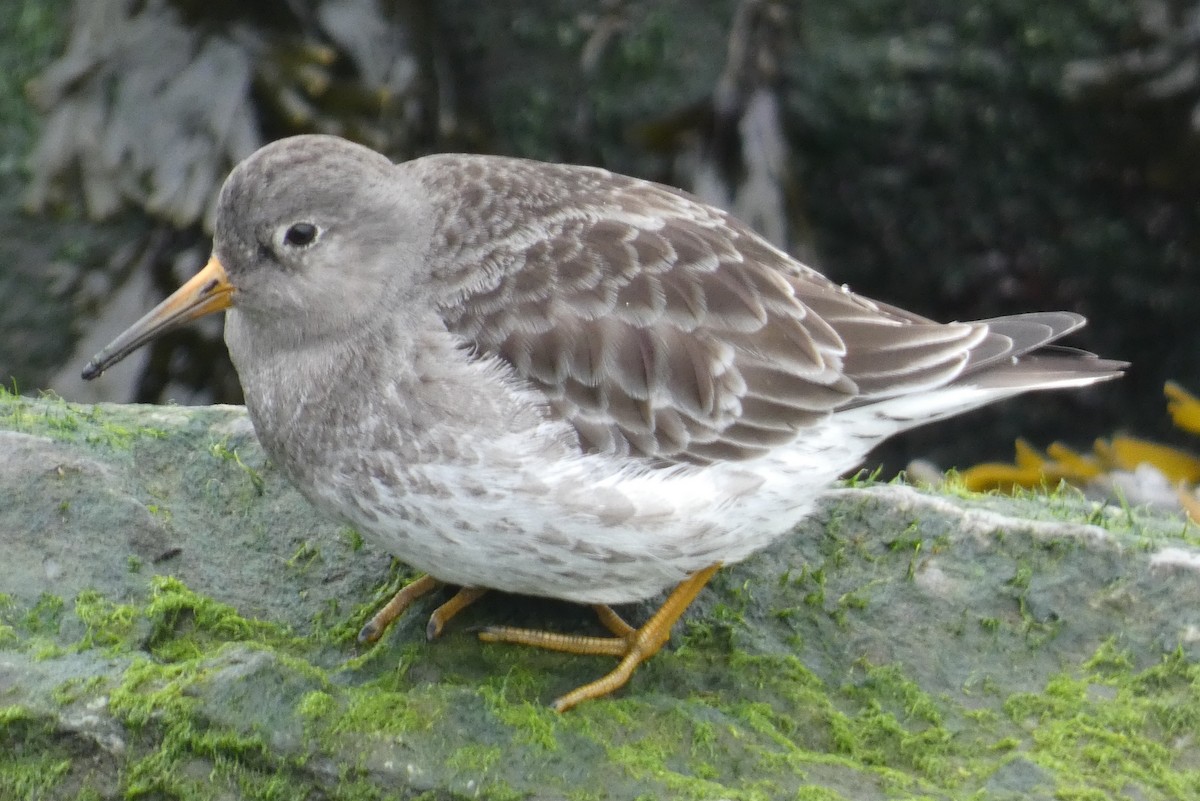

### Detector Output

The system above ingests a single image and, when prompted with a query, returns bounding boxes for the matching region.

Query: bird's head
[83,135,434,380]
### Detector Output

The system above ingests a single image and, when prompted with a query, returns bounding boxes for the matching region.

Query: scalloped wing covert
[420,155,985,464]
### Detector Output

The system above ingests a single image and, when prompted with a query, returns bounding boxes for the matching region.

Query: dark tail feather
[960,313,1126,390]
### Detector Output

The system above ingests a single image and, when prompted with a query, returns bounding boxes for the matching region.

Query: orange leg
[479,564,721,712]
[357,575,488,644]
[426,586,488,640]
[358,574,440,644]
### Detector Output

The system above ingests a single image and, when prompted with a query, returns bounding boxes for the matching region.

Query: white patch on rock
[913,561,958,597]
[1149,546,1200,573]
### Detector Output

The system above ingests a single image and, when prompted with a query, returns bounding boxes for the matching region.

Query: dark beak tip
[81,362,102,381]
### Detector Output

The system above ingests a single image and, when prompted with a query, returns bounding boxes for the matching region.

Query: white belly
[311,422,874,604]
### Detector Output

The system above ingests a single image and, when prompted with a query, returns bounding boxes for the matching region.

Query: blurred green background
[2,0,1195,474]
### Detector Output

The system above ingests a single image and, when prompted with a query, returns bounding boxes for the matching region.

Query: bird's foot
[357,574,488,644]
[425,586,488,640]
[479,563,721,712]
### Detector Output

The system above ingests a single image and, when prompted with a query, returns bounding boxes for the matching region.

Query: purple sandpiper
[83,135,1126,711]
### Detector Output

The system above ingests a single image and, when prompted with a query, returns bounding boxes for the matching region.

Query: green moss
[21,593,64,636]
[296,689,334,721]
[0,753,71,801]
[0,704,32,725]
[0,389,168,448]
[0,595,18,645]
[794,787,852,801]
[23,575,353,797]
[106,651,312,800]
[445,742,502,773]
[208,439,265,496]
[108,657,199,728]
[145,502,172,523]
[232,770,311,801]
[1002,647,1200,798]
[329,685,430,736]
[143,575,300,659]
[51,675,107,706]
[7,564,1197,801]
[708,588,752,630]
[285,540,322,573]
[0,415,1192,801]
[74,589,139,650]
[443,741,523,798]
[341,527,365,551]
[480,673,560,750]
[583,700,778,801]
[0,703,76,801]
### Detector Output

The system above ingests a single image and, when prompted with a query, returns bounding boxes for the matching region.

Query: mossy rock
[2,390,1199,800]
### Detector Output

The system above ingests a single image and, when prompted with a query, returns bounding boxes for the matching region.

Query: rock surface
[2,392,1199,800]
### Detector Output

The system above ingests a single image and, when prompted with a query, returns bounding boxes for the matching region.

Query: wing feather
[415,154,1104,465]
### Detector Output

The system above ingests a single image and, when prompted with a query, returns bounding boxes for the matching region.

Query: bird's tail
[958,311,1127,388]
[833,311,1126,435]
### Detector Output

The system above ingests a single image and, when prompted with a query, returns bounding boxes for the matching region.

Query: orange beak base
[81,257,234,380]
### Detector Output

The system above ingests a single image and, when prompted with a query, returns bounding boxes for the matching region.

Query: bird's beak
[82,256,235,380]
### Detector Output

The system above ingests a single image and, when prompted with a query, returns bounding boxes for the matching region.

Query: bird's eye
[283,222,319,247]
